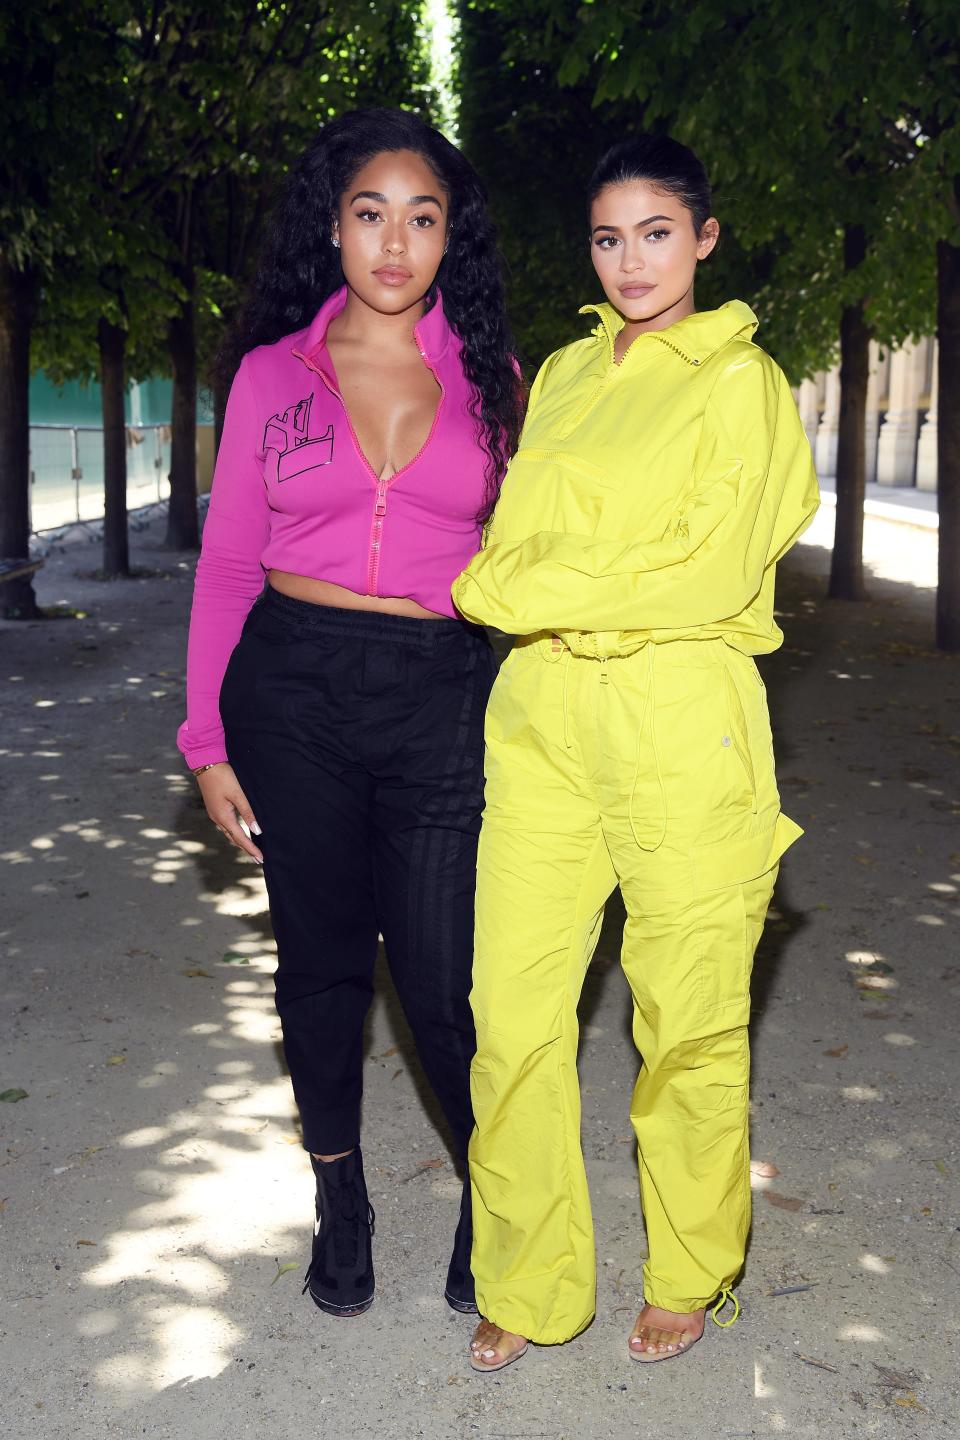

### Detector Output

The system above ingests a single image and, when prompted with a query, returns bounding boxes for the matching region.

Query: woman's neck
[613,287,696,363]
[329,286,427,351]
[619,289,696,345]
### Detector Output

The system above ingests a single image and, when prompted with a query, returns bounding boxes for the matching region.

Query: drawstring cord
[710,1288,741,1327]
[547,636,574,751]
[628,645,667,853]
[554,636,667,847]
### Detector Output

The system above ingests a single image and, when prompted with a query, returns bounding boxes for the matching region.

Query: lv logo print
[263,394,335,484]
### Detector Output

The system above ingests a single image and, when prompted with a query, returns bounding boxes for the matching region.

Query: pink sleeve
[177,357,271,768]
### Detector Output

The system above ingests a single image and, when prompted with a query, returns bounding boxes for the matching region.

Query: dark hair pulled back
[217,108,523,514]
[587,133,712,236]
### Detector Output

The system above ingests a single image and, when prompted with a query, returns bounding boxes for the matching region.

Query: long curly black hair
[217,108,524,515]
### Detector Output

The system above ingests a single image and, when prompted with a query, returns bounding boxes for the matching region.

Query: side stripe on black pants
[219,588,495,1158]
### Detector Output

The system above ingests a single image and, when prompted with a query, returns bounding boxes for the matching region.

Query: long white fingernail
[251,822,262,836]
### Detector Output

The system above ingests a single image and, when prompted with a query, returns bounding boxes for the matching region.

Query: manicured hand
[196,764,263,863]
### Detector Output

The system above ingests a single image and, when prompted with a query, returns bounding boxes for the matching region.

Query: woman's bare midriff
[268,571,448,620]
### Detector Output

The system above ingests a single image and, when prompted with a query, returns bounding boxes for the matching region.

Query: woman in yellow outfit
[453,135,820,1371]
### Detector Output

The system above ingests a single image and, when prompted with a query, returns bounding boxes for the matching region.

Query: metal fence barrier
[29,423,172,534]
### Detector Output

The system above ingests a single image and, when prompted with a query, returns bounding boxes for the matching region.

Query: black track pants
[220,588,495,1157]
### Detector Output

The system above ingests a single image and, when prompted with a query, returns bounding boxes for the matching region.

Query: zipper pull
[375,481,387,516]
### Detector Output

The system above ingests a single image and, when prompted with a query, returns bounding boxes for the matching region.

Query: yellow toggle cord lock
[710,1287,741,1327]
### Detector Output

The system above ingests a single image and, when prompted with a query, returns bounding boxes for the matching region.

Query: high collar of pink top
[177,286,489,770]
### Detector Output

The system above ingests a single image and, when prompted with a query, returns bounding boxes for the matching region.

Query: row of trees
[456,0,960,648]
[2,4,957,645]
[0,1,432,616]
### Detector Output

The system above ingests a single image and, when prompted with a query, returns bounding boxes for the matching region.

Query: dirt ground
[1,503,957,1440]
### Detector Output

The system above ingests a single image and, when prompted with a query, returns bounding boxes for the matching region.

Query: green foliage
[11,2,434,386]
[0,2,116,277]
[191,0,435,384]
[456,2,641,370]
[458,0,953,381]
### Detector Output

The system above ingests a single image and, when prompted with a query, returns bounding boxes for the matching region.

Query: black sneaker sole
[307,1285,375,1317]
[444,1289,478,1315]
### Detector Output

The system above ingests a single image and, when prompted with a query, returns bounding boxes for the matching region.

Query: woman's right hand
[195,763,263,863]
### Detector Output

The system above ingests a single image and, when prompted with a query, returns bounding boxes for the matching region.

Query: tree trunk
[828,226,869,601]
[936,232,960,651]
[166,283,199,549]
[829,301,871,599]
[98,316,130,577]
[0,259,41,618]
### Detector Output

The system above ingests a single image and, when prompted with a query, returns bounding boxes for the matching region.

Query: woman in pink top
[178,109,523,1319]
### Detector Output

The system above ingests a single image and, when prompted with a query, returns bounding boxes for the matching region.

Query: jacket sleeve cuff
[178,738,229,771]
[451,572,478,622]
[177,731,230,777]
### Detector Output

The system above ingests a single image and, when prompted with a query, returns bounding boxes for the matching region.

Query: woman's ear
[697,217,720,261]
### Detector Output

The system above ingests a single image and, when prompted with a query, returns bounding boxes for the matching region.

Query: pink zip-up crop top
[177,285,489,769]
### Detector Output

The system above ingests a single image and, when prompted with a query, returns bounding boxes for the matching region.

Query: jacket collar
[296,285,454,369]
[579,298,758,366]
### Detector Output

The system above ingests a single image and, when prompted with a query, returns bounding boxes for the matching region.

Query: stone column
[864,342,882,484]
[876,339,924,486]
[798,377,820,451]
[916,340,938,492]
[815,366,840,478]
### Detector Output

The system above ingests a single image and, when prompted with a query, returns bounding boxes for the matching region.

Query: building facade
[796,337,938,491]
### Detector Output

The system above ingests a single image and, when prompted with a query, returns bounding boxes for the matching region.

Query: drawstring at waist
[551,636,575,751]
[540,633,758,851]
[546,635,667,849]
[628,643,666,853]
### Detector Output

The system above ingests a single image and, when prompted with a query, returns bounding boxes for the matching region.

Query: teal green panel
[130,378,172,425]
[31,372,210,426]
[29,372,101,424]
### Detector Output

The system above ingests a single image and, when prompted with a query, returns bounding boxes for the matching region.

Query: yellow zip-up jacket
[453,300,819,653]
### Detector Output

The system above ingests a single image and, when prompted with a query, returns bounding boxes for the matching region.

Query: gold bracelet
[192,762,223,777]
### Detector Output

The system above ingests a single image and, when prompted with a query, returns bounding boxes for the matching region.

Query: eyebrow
[349,190,443,208]
[591,213,675,234]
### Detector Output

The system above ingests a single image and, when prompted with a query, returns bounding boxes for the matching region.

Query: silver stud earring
[332,235,340,249]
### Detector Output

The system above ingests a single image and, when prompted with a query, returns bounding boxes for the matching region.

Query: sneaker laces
[302,1174,375,1292]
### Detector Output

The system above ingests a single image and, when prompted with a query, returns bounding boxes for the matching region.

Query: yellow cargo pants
[468,634,801,1345]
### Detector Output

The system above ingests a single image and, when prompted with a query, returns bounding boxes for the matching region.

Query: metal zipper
[367,479,388,594]
[294,335,444,596]
[651,334,702,365]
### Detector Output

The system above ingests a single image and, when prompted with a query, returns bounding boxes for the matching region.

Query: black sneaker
[444,1177,477,1313]
[302,1149,375,1317]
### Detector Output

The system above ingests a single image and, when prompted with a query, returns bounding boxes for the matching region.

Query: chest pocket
[263,394,335,484]
[517,448,624,492]
[493,447,625,545]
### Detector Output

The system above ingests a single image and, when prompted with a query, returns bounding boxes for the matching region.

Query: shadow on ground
[1,513,958,1437]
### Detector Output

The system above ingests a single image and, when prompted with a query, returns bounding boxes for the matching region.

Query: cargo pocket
[691,813,803,897]
[505,449,622,536]
[690,814,803,1014]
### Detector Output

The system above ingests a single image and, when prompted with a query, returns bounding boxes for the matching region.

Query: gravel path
[1,506,956,1439]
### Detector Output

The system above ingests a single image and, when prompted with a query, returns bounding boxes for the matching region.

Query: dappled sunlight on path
[798,503,936,591]
[2,516,958,1437]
